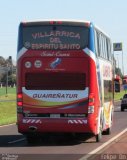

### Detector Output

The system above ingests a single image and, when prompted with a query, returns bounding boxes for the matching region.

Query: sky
[0,0,127,74]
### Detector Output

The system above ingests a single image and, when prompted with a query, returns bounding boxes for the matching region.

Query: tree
[115,67,123,78]
[0,56,6,66]
[0,56,6,83]
[0,56,16,86]
[8,74,16,86]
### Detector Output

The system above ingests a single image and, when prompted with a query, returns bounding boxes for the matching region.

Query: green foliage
[0,56,16,86]
[114,90,125,100]
[115,67,123,78]
[0,87,16,98]
[0,56,6,66]
[0,87,16,125]
[0,102,16,125]
[1,73,16,86]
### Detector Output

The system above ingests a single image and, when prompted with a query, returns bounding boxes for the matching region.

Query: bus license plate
[50,114,60,118]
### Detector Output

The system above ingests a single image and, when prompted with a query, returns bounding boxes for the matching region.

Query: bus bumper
[17,116,95,134]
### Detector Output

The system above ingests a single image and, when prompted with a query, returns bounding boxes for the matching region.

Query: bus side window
[96,30,101,57]
[106,38,111,61]
[94,29,99,57]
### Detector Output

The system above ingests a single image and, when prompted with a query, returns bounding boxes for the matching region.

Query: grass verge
[0,87,16,100]
[114,90,126,101]
[0,101,16,125]
[0,87,16,125]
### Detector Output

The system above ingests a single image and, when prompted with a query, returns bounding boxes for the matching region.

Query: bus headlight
[25,61,32,68]
[34,60,42,68]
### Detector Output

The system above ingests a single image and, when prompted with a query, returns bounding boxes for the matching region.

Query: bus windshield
[22,25,89,50]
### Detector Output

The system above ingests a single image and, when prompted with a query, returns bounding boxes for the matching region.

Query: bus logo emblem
[50,58,62,69]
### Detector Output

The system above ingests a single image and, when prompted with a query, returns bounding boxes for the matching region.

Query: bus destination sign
[23,25,89,50]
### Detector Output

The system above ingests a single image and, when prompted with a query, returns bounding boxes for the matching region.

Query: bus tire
[26,135,33,144]
[105,127,111,135]
[121,107,124,112]
[96,130,102,142]
[96,116,103,142]
[105,111,112,135]
[26,134,38,144]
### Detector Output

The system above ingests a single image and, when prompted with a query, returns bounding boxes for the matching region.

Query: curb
[0,123,16,128]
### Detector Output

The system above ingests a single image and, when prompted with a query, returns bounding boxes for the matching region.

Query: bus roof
[20,19,111,39]
[20,19,91,27]
[94,25,111,39]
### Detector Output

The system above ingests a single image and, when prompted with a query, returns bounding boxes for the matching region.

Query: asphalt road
[0,101,127,160]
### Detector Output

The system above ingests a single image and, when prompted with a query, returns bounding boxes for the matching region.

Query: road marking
[8,138,26,144]
[79,128,127,160]
[0,123,16,128]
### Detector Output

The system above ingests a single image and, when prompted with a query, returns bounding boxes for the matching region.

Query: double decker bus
[17,20,114,142]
